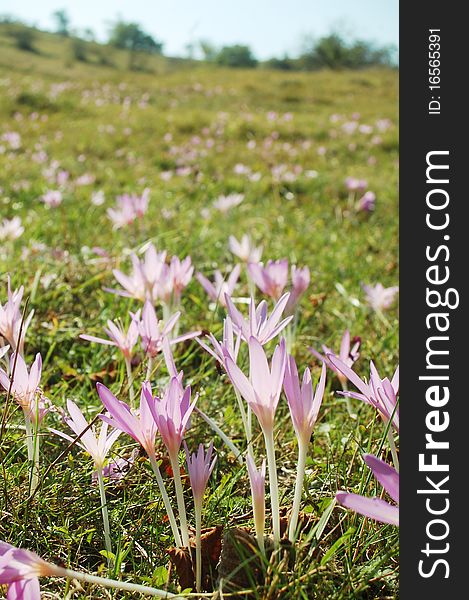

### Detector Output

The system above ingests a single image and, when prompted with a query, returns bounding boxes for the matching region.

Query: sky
[0,0,398,59]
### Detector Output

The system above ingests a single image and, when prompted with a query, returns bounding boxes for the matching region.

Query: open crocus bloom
[362,283,399,312]
[309,329,360,386]
[336,454,399,526]
[97,383,158,458]
[228,234,262,264]
[50,399,121,470]
[225,293,292,346]
[248,259,289,300]
[143,377,196,458]
[136,301,200,357]
[196,264,241,307]
[327,356,399,432]
[225,337,286,433]
[80,315,140,361]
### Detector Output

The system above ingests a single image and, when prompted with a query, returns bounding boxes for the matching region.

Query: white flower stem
[32,425,40,492]
[96,466,113,564]
[233,388,251,455]
[146,356,154,382]
[50,565,177,597]
[195,498,202,593]
[387,428,399,473]
[264,428,281,547]
[125,357,135,406]
[149,453,182,547]
[169,451,190,548]
[195,407,243,465]
[24,416,38,491]
[288,438,308,542]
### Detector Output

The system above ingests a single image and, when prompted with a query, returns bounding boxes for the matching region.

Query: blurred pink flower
[285,265,310,313]
[212,193,244,213]
[228,234,262,264]
[362,283,399,312]
[357,191,376,212]
[345,177,367,193]
[110,245,167,303]
[248,259,289,300]
[196,264,240,307]
[0,217,24,241]
[41,190,62,207]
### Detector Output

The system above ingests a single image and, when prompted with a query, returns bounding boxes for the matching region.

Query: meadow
[0,26,399,599]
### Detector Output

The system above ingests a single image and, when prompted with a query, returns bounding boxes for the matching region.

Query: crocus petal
[327,354,370,397]
[79,334,115,347]
[225,356,256,405]
[336,491,399,526]
[7,577,41,600]
[363,454,399,504]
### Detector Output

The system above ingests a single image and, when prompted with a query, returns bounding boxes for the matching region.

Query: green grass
[0,25,398,599]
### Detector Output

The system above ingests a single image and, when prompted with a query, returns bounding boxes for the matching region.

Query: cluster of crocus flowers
[248,260,310,311]
[107,188,150,229]
[109,243,194,316]
[336,454,399,526]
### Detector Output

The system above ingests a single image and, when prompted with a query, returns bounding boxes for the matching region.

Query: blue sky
[1,0,398,59]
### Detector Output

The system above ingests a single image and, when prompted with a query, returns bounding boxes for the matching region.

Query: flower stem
[146,356,154,382]
[288,439,308,542]
[195,498,202,593]
[233,388,251,455]
[264,428,281,547]
[125,357,135,406]
[169,451,190,548]
[149,453,182,547]
[50,564,177,597]
[24,416,37,491]
[96,466,113,564]
[387,428,399,473]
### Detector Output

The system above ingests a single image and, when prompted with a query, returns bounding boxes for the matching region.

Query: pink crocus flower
[0,353,47,423]
[50,399,121,469]
[225,337,286,545]
[285,265,310,314]
[228,234,262,264]
[136,301,200,358]
[225,293,293,346]
[225,337,286,436]
[196,264,241,307]
[80,314,140,361]
[248,259,289,300]
[345,177,368,193]
[0,277,34,353]
[246,455,266,553]
[0,217,24,241]
[362,283,399,312]
[110,245,167,303]
[97,382,157,458]
[212,193,244,213]
[143,378,196,459]
[336,454,399,526]
[327,357,399,433]
[357,191,376,212]
[197,316,241,370]
[284,356,326,446]
[159,256,194,305]
[0,541,50,599]
[107,199,136,229]
[309,330,361,387]
[41,190,62,207]
[184,442,217,506]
